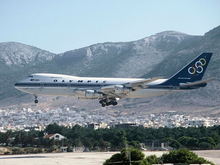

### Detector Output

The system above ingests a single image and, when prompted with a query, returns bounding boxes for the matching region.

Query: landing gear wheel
[99,98,118,107]
[34,95,38,104]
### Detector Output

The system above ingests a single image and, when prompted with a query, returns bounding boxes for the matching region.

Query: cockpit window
[28,75,33,78]
[30,79,40,81]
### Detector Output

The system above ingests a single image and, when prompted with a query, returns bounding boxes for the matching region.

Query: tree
[20,132,28,147]
[45,123,69,137]
[186,137,199,149]
[72,138,83,147]
[128,141,141,149]
[162,137,181,149]
[161,148,214,165]
[49,138,55,147]
[211,132,220,145]
[178,136,190,146]
[146,155,160,164]
[42,138,51,147]
[2,131,12,146]
[169,139,181,149]
[111,130,127,150]
[14,133,22,146]
[99,138,111,151]
[83,137,95,149]
[199,137,216,148]
[199,142,212,150]
[103,148,149,165]
[28,133,35,146]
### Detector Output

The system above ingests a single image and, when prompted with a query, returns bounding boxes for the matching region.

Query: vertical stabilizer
[163,52,213,85]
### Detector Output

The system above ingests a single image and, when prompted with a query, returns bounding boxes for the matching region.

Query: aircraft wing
[123,77,162,90]
[99,77,161,98]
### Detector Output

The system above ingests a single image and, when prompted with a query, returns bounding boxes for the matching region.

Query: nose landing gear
[34,95,38,104]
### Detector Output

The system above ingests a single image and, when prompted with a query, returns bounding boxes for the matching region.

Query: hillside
[0,26,220,116]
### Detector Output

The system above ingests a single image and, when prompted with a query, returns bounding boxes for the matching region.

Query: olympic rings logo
[188,58,206,76]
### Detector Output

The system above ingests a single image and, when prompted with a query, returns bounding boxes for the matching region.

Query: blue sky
[1,0,220,53]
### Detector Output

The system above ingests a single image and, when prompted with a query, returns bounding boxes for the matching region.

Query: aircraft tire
[34,100,38,104]
[106,102,111,106]
[102,104,105,107]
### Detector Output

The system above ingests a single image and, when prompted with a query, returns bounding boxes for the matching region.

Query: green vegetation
[103,148,214,165]
[0,123,219,155]
[161,148,214,165]
[104,148,148,165]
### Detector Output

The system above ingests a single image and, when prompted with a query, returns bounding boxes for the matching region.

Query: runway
[0,150,219,165]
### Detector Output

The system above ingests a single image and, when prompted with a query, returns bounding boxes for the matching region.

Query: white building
[44,133,65,140]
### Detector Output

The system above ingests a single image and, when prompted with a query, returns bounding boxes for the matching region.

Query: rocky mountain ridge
[0,42,55,66]
[0,26,220,115]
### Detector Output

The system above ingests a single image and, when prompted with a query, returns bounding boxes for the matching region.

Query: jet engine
[114,85,131,94]
[85,90,102,99]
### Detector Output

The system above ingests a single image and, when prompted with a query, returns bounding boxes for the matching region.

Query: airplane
[14,52,213,107]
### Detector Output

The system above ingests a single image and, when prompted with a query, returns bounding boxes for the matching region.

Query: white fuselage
[14,52,212,107]
[14,73,181,99]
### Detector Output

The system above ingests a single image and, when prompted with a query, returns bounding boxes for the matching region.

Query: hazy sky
[1,0,220,53]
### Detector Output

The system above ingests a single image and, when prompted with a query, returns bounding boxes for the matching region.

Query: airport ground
[0,150,219,165]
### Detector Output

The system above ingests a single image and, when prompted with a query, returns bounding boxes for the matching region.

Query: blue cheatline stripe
[14,82,114,88]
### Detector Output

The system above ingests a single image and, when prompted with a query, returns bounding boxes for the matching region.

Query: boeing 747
[14,52,213,107]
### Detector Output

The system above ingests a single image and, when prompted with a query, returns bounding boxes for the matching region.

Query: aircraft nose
[14,80,24,89]
[14,82,20,89]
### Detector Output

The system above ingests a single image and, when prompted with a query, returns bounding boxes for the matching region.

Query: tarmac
[0,150,219,165]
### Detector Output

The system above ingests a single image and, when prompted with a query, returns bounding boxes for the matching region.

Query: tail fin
[163,52,213,85]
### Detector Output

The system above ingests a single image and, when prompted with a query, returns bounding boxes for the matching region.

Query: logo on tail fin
[188,58,206,76]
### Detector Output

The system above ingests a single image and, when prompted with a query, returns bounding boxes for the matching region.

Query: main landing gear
[34,95,38,104]
[99,98,118,107]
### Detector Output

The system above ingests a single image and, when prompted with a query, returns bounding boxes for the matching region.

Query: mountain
[0,26,220,116]
[0,42,56,98]
[53,31,196,78]
[0,42,55,66]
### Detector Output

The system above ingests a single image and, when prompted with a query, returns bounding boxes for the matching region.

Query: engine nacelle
[114,85,131,94]
[85,90,102,99]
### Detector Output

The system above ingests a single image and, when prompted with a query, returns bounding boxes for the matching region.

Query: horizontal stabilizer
[180,79,214,87]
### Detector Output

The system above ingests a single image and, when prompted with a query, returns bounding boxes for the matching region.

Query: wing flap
[100,77,160,94]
